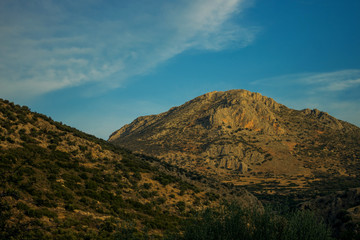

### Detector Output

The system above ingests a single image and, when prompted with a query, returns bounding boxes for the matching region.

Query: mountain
[0,98,260,239]
[109,89,360,202]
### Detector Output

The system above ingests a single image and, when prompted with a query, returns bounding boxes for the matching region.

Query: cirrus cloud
[0,0,256,100]
[251,69,360,126]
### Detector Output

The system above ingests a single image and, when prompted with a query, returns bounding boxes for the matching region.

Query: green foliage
[284,210,333,240]
[153,172,177,186]
[175,201,186,212]
[34,196,57,208]
[205,192,219,201]
[85,179,98,190]
[51,182,74,201]
[142,183,152,189]
[170,204,333,240]
[155,197,167,205]
[139,190,158,199]
[114,225,147,240]
[117,153,152,173]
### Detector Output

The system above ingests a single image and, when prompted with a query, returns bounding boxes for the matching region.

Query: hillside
[0,98,260,239]
[109,89,360,203]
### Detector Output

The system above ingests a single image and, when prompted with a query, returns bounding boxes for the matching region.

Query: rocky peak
[109,89,286,142]
[189,90,284,134]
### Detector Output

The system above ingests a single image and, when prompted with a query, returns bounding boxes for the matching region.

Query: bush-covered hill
[0,99,259,239]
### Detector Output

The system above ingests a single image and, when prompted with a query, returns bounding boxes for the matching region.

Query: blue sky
[1,0,359,139]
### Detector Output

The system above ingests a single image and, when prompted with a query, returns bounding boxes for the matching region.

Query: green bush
[85,180,98,190]
[170,204,333,240]
[139,190,158,199]
[16,202,30,211]
[142,183,152,189]
[284,210,333,240]
[153,173,177,186]
[176,201,186,212]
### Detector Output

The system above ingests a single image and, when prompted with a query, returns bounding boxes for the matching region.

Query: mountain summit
[109,89,360,196]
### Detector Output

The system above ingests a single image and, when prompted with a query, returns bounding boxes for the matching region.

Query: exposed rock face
[110,90,284,139]
[109,90,282,170]
[109,89,360,182]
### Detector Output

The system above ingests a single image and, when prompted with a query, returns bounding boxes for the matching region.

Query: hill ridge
[0,97,260,239]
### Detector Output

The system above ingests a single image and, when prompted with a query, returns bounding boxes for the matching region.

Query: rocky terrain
[109,89,360,202]
[0,98,260,239]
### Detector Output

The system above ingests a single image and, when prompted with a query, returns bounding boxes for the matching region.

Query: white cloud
[250,69,360,126]
[0,0,256,99]
[252,69,360,91]
[317,78,360,92]
[296,70,360,91]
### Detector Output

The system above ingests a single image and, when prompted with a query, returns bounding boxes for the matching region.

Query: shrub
[142,183,152,189]
[153,173,177,186]
[16,202,30,211]
[176,201,186,212]
[170,204,333,240]
[65,204,75,211]
[85,180,98,190]
[139,190,158,199]
[283,210,333,240]
[155,197,166,205]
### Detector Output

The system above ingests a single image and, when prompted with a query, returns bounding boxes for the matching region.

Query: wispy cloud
[0,0,256,99]
[297,70,360,92]
[251,69,360,126]
[252,69,360,92]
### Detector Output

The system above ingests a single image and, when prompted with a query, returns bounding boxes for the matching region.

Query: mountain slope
[109,89,360,201]
[0,98,259,239]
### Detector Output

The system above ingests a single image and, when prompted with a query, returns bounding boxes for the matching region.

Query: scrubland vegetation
[169,204,333,240]
[1,98,358,239]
